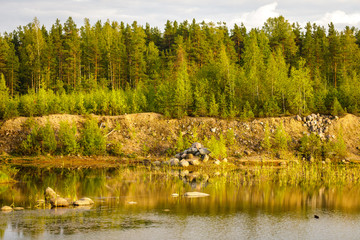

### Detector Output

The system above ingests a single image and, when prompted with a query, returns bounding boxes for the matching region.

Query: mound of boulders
[295,113,337,140]
[45,187,94,208]
[166,142,211,167]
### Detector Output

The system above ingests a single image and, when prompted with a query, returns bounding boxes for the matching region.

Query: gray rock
[170,158,180,166]
[185,154,194,159]
[189,159,200,166]
[202,154,209,162]
[45,187,58,202]
[191,142,203,149]
[199,148,211,155]
[179,159,189,167]
[175,153,181,159]
[295,115,302,121]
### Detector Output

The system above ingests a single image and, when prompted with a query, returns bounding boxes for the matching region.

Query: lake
[1,165,360,239]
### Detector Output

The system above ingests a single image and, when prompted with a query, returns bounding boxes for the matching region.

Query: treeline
[1,16,360,119]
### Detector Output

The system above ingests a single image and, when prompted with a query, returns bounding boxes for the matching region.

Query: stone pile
[295,113,337,140]
[167,142,211,167]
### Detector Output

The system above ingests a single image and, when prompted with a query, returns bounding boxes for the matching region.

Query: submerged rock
[184,192,210,198]
[50,197,69,207]
[73,197,94,206]
[1,206,12,211]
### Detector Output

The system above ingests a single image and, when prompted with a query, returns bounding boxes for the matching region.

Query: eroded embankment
[0,113,359,162]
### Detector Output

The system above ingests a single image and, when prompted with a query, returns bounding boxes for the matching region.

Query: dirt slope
[0,113,359,159]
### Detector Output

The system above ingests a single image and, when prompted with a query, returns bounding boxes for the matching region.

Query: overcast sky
[1,0,360,33]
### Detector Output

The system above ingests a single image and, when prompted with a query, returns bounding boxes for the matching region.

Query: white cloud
[316,10,360,26]
[230,2,280,29]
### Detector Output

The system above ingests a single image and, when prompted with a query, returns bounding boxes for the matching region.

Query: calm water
[1,166,360,239]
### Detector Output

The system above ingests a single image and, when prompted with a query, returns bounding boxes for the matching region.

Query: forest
[0,16,359,119]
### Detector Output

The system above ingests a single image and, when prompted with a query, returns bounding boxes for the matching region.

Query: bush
[58,121,78,155]
[274,122,289,152]
[299,133,322,160]
[79,118,106,155]
[21,120,57,155]
[205,133,227,159]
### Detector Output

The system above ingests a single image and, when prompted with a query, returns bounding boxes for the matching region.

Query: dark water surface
[1,166,360,239]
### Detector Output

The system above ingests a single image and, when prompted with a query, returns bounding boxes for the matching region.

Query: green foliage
[241,101,254,120]
[58,121,78,155]
[79,118,106,155]
[331,97,345,116]
[109,141,123,156]
[21,120,57,155]
[205,134,227,159]
[274,122,289,152]
[334,128,347,159]
[2,17,360,120]
[299,133,322,160]
[226,128,236,146]
[176,131,185,151]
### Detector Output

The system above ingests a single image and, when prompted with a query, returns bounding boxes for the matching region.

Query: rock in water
[1,206,12,211]
[73,197,94,206]
[184,192,210,198]
[50,197,69,207]
[45,187,58,202]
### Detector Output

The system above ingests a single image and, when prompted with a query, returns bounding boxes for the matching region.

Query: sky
[1,0,360,33]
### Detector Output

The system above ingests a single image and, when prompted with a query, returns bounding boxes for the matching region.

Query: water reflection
[0,166,360,239]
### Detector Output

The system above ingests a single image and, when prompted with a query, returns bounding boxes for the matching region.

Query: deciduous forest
[0,16,359,119]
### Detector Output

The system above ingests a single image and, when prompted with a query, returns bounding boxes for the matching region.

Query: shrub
[58,121,78,155]
[299,133,322,160]
[80,118,106,155]
[21,120,57,155]
[205,133,227,159]
[274,122,289,152]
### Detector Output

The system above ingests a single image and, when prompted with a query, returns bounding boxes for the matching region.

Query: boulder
[191,142,203,149]
[170,158,179,166]
[199,148,211,155]
[50,197,69,207]
[1,206,12,211]
[73,197,94,206]
[179,159,189,167]
[45,187,58,202]
[185,153,194,159]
